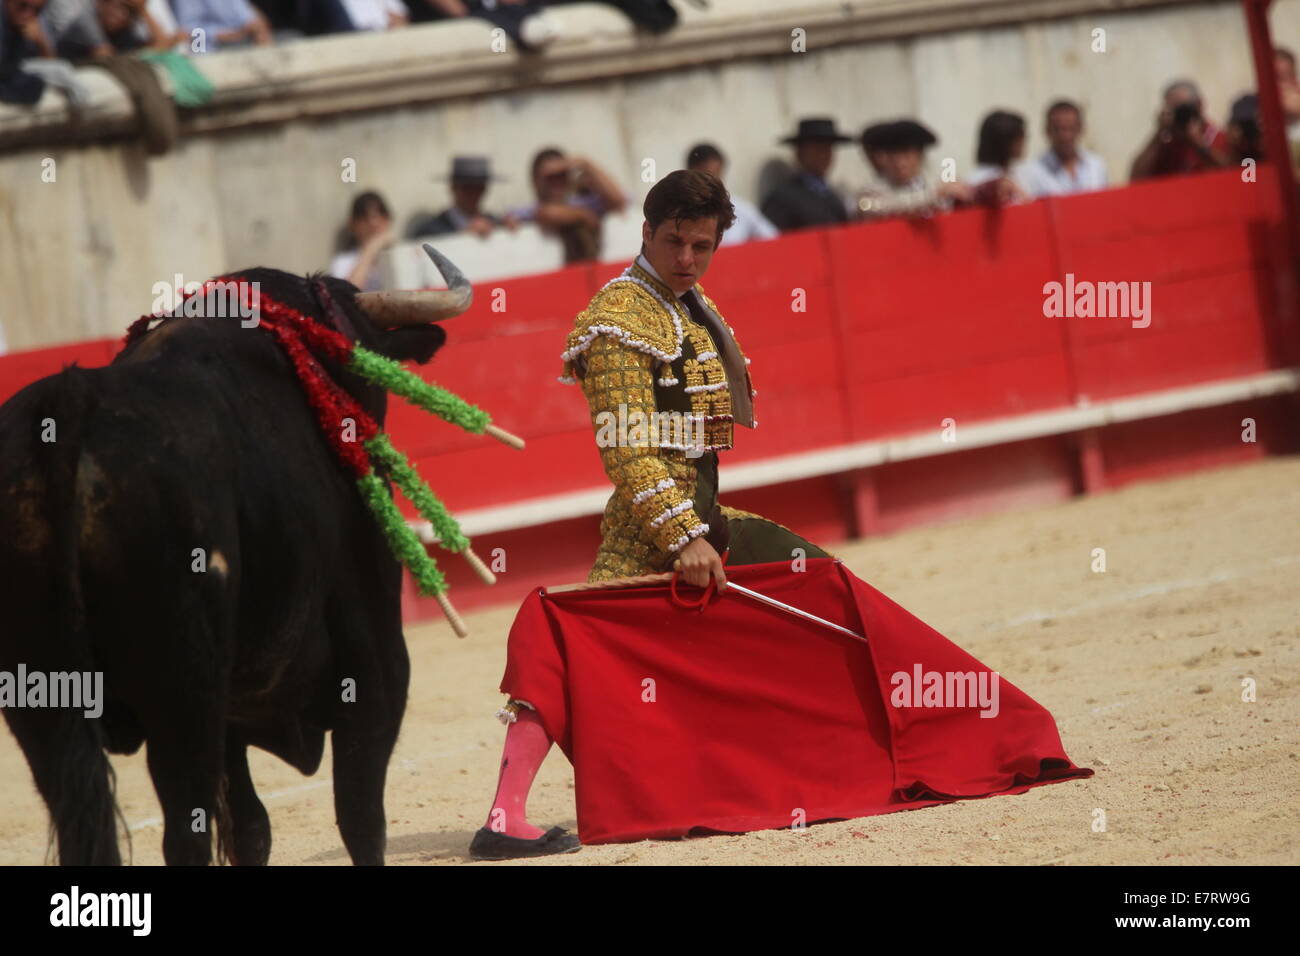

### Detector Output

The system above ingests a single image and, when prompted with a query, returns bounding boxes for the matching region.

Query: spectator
[1225,93,1262,165]
[1,0,52,63]
[761,116,852,232]
[172,0,271,50]
[337,0,406,30]
[685,141,777,245]
[140,0,189,48]
[512,147,627,263]
[406,0,555,51]
[547,0,679,33]
[94,0,186,51]
[408,155,512,238]
[2,0,113,62]
[1277,47,1300,169]
[94,0,144,49]
[966,109,1031,204]
[1129,80,1230,180]
[329,190,395,292]
[853,119,972,219]
[249,0,356,37]
[1021,100,1108,197]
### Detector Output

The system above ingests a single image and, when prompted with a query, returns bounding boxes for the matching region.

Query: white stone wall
[1,0,1296,350]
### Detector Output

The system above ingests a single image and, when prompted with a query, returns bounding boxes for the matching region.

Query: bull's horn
[355,243,473,326]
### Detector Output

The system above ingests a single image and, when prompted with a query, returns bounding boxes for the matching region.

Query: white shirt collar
[1041,146,1096,171]
[874,174,928,193]
[636,252,693,300]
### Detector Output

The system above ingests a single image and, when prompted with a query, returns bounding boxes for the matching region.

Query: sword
[721,580,868,644]
[546,568,867,644]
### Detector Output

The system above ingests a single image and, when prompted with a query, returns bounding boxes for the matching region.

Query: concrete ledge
[414,366,1300,540]
[0,0,1187,150]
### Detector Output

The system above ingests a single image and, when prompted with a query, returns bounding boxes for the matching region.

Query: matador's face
[641,217,720,295]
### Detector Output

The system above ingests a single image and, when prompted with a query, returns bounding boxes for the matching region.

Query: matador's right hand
[673,536,727,590]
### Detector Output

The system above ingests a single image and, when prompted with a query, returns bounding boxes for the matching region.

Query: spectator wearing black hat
[966,109,1032,204]
[1021,100,1108,197]
[853,119,972,220]
[761,117,853,232]
[409,155,514,239]
[685,142,778,245]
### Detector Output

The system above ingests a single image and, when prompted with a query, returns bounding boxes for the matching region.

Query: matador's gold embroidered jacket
[560,259,757,581]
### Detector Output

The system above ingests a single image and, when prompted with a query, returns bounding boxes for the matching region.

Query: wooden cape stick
[545,570,866,643]
[546,572,674,592]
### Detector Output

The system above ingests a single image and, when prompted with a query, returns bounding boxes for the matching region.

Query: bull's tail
[5,368,127,864]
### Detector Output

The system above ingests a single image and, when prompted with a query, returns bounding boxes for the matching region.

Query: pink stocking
[484,707,552,839]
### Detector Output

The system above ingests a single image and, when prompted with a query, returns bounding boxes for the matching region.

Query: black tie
[680,290,755,428]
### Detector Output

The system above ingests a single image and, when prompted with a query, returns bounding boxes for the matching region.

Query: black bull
[0,267,458,865]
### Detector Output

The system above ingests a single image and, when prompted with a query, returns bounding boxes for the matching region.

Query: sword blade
[722,581,867,643]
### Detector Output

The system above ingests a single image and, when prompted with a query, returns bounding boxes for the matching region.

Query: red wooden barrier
[1,168,1295,621]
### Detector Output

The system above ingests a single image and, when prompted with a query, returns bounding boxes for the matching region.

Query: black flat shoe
[468,825,581,861]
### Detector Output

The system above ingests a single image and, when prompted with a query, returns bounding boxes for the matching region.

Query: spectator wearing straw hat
[761,117,853,232]
[408,155,514,239]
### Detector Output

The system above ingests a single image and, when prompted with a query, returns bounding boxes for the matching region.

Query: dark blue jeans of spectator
[251,0,357,34]
[408,0,547,51]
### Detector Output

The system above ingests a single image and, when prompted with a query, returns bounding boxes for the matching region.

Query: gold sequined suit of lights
[560,261,760,581]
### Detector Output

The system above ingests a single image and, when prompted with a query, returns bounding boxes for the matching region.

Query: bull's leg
[143,682,226,866]
[225,735,271,866]
[147,739,223,865]
[331,692,404,866]
[133,564,235,865]
[329,595,410,866]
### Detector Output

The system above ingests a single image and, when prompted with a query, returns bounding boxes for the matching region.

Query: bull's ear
[367,324,447,364]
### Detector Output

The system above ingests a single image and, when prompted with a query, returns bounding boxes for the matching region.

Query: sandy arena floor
[2,455,1298,866]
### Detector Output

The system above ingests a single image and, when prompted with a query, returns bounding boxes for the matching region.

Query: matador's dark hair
[643,169,736,245]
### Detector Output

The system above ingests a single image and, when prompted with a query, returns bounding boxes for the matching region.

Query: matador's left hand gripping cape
[559,260,757,581]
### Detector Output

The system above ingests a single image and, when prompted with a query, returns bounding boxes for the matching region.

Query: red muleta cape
[500,557,1092,845]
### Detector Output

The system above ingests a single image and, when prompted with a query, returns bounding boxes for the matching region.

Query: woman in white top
[966,109,1032,204]
[328,191,395,292]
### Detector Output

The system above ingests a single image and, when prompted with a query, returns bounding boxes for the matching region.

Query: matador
[469,168,832,860]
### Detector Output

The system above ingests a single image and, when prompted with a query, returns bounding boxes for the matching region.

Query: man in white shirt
[1023,100,1109,197]
[685,142,778,246]
[338,0,406,31]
